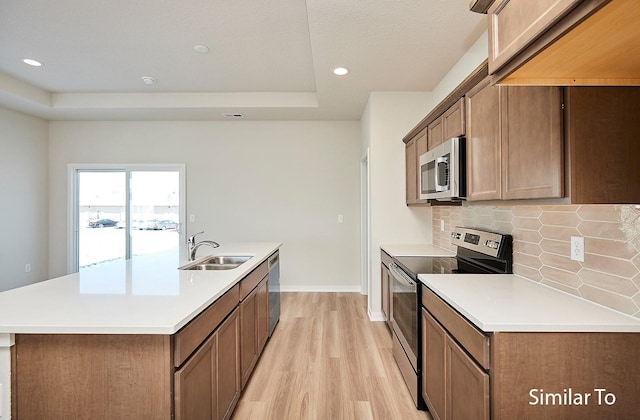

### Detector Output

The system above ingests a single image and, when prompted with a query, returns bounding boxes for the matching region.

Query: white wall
[48,120,361,291]
[363,92,435,318]
[362,31,489,318]
[0,106,49,292]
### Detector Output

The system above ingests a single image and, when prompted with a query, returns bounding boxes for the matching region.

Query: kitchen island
[0,242,281,420]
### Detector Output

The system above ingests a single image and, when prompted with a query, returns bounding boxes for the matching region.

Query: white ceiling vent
[222,113,244,119]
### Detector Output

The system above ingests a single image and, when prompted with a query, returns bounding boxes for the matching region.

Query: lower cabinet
[240,276,269,388]
[421,284,640,419]
[422,309,489,420]
[175,308,240,420]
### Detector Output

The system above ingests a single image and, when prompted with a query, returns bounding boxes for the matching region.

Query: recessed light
[194,45,210,54]
[23,58,43,67]
[333,67,349,76]
[142,76,156,85]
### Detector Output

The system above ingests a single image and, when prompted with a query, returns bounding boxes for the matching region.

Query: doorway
[69,164,185,272]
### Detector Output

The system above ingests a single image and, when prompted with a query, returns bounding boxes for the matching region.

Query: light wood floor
[232,292,432,420]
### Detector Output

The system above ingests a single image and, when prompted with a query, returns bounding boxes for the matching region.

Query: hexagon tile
[432,204,640,318]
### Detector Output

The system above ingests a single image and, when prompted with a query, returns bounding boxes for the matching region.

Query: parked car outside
[88,219,117,228]
[157,220,178,230]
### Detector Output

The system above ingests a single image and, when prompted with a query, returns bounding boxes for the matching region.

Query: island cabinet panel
[240,275,269,389]
[175,333,217,420]
[15,334,173,420]
[256,277,269,354]
[174,283,239,367]
[216,308,241,420]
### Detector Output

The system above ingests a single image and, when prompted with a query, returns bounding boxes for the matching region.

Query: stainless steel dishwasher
[268,251,280,336]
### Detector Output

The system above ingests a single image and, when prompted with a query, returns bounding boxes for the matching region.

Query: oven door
[389,262,418,369]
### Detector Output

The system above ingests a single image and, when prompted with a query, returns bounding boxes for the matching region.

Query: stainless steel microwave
[419,137,466,201]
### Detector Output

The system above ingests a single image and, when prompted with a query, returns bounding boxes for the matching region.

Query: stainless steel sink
[178,255,253,271]
[185,263,241,271]
[200,255,252,265]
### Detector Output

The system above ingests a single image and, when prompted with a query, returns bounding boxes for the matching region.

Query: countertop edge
[419,273,640,333]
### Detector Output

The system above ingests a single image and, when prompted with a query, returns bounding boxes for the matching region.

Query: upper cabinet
[481,0,640,86]
[466,81,564,201]
[405,128,428,205]
[487,0,583,74]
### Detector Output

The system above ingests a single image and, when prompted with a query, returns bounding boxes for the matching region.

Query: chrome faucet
[188,231,220,261]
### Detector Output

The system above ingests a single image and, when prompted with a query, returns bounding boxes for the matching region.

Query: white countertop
[381,244,455,258]
[419,273,640,333]
[0,242,281,335]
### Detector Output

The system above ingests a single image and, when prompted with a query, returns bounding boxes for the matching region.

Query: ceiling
[0,0,485,121]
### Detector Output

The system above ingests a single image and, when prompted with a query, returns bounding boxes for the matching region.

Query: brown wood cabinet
[421,284,640,419]
[175,308,240,420]
[564,86,640,203]
[240,275,269,389]
[487,0,583,74]
[405,128,428,205]
[466,79,564,201]
[465,80,502,201]
[443,98,465,140]
[428,117,444,150]
[486,0,640,86]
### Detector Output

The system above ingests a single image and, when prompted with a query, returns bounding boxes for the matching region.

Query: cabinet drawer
[422,285,490,369]
[174,284,240,367]
[240,260,269,300]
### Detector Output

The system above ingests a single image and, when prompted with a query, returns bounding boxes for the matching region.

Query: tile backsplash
[432,204,640,318]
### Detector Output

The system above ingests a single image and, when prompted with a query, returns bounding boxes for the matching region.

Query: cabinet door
[501,86,563,199]
[217,308,240,420]
[257,277,269,354]
[240,288,258,389]
[422,309,446,420]
[174,333,217,420]
[428,116,444,150]
[443,98,465,139]
[488,0,583,73]
[446,335,489,420]
[405,138,418,204]
[466,80,502,201]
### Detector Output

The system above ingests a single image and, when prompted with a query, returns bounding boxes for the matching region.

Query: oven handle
[389,262,417,289]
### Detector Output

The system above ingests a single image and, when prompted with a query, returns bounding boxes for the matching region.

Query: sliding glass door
[71,165,185,272]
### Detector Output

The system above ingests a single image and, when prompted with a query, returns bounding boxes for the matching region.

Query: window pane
[78,171,126,268]
[130,171,180,257]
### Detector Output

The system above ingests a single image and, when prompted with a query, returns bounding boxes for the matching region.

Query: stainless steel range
[388,227,513,409]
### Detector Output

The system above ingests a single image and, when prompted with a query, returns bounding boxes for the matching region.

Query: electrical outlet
[189,214,195,223]
[571,236,584,262]
[25,263,31,273]
[337,214,344,223]
[440,220,445,232]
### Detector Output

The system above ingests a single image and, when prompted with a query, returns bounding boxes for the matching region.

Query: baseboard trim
[280,285,362,293]
[368,310,386,322]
